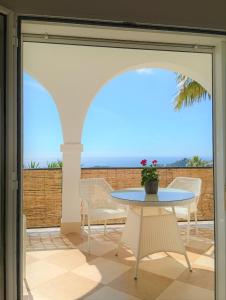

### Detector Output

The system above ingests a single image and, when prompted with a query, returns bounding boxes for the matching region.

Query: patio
[23,222,214,300]
[22,166,215,299]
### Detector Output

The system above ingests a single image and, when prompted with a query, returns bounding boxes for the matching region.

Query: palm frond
[174,73,211,111]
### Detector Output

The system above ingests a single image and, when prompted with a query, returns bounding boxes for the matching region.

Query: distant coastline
[81,156,213,168]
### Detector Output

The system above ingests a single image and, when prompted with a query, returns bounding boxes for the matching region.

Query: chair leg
[186,209,191,244]
[134,257,140,280]
[88,216,91,253]
[81,214,83,230]
[172,206,175,214]
[194,211,198,234]
[104,220,107,234]
[82,214,85,231]
[115,241,121,256]
[184,252,192,272]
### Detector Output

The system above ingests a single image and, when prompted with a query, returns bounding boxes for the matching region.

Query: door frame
[0,5,21,300]
[213,40,226,300]
[4,14,226,299]
[0,8,7,300]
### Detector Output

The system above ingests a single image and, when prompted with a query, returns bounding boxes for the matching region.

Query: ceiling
[1,0,226,32]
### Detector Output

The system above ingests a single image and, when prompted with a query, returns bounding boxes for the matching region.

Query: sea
[81,156,183,168]
[24,156,212,168]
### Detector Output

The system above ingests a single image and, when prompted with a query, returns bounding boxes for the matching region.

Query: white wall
[23,42,212,231]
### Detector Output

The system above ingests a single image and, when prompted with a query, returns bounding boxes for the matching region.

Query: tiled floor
[24,223,214,300]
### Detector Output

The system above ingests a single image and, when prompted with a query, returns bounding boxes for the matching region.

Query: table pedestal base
[117,207,192,279]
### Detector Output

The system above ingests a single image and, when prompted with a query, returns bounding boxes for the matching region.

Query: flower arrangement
[140,159,159,194]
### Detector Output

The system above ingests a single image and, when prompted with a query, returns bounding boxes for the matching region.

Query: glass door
[21,20,226,300]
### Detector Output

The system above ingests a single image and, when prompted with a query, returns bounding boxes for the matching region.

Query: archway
[23,42,212,233]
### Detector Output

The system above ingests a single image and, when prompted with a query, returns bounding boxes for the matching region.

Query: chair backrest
[80,178,113,209]
[167,177,202,198]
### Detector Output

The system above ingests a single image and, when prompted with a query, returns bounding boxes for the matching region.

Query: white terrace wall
[23,42,212,233]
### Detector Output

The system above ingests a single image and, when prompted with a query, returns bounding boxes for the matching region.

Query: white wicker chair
[167,177,202,237]
[80,178,128,251]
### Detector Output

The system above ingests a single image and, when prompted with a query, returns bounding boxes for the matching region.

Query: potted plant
[140,159,159,194]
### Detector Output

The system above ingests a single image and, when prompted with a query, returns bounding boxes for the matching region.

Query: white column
[60,143,83,233]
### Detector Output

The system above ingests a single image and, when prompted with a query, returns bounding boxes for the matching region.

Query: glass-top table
[111,188,195,207]
[111,187,194,278]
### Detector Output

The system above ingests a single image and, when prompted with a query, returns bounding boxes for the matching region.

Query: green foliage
[186,156,207,167]
[27,161,39,169]
[174,73,211,111]
[141,163,159,186]
[57,160,63,168]
[47,160,63,168]
[167,158,189,167]
[47,161,59,168]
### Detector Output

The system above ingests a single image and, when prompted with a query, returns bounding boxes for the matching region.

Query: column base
[61,222,81,234]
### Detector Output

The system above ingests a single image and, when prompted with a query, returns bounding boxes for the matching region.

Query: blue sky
[24,73,63,165]
[24,69,212,167]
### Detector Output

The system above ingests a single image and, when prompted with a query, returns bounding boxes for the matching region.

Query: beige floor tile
[205,245,215,258]
[72,257,131,284]
[83,286,141,300]
[155,280,214,300]
[31,272,100,300]
[185,238,213,254]
[149,252,168,260]
[109,268,173,300]
[104,248,167,266]
[25,226,215,300]
[193,255,215,271]
[26,253,39,265]
[177,268,214,290]
[26,260,67,289]
[77,239,117,256]
[43,249,96,271]
[104,231,122,242]
[24,294,51,300]
[64,232,87,246]
[28,250,63,260]
[139,256,186,279]
[103,246,136,266]
[23,280,29,296]
[167,251,200,267]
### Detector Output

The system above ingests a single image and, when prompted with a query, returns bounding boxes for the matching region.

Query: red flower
[140,159,147,166]
[152,159,158,165]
